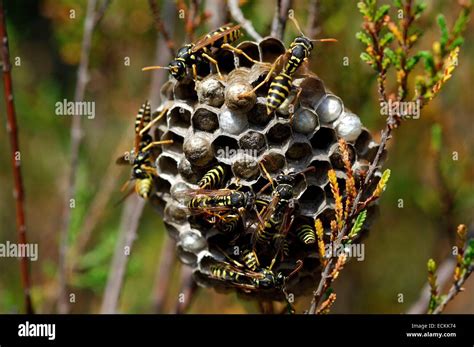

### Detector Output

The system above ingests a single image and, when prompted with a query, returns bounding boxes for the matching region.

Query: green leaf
[360,52,375,66]
[437,14,449,50]
[414,2,427,19]
[451,37,464,49]
[427,258,437,273]
[382,56,392,69]
[393,0,403,8]
[375,4,390,22]
[463,239,474,267]
[357,2,371,18]
[380,32,395,46]
[430,123,442,152]
[406,51,422,71]
[348,210,367,239]
[383,47,400,68]
[418,50,435,75]
[356,31,372,46]
[452,9,470,37]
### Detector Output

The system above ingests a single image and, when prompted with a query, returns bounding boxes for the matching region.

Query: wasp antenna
[289,15,305,37]
[310,38,338,43]
[142,65,170,71]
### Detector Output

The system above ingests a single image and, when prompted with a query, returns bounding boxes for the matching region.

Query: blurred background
[0,0,472,314]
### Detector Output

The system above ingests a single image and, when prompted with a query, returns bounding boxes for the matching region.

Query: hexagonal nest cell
[141,36,380,301]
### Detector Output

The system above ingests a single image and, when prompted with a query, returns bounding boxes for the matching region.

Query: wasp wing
[191,24,241,53]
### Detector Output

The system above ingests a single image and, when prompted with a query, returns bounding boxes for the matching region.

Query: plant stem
[0,0,34,314]
[58,0,104,314]
[271,0,292,40]
[100,196,145,313]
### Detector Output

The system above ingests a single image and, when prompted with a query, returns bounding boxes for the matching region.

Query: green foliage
[437,14,449,50]
[464,239,474,268]
[374,4,390,22]
[348,210,367,240]
[356,31,372,46]
[357,0,471,106]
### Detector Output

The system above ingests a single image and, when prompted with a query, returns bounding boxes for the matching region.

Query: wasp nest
[147,37,384,300]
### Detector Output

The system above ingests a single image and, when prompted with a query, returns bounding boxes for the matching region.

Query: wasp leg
[201,53,223,79]
[140,165,157,175]
[220,43,270,67]
[139,107,169,136]
[192,64,198,81]
[288,87,303,126]
[141,140,173,153]
[258,162,274,189]
[239,54,285,98]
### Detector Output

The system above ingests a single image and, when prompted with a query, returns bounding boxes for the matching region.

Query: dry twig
[100,196,145,313]
[174,265,198,314]
[228,0,263,42]
[57,0,110,314]
[152,237,177,313]
[271,0,292,40]
[148,0,176,57]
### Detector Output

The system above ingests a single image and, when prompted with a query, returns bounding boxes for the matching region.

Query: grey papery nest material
[146,37,385,300]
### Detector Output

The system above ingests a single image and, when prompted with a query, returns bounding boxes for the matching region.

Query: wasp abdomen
[295,224,316,245]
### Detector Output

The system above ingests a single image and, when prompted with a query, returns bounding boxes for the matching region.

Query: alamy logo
[380,99,420,119]
[55,98,95,119]
[0,241,38,261]
[216,147,258,160]
[18,321,56,341]
[325,243,365,261]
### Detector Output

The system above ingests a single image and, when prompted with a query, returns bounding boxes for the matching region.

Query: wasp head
[168,60,186,80]
[275,173,296,186]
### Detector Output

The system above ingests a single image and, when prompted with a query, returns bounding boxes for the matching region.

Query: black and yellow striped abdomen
[295,224,316,245]
[134,101,151,134]
[210,264,242,282]
[242,249,259,271]
[135,177,153,199]
[216,213,240,234]
[198,165,227,189]
[266,72,292,114]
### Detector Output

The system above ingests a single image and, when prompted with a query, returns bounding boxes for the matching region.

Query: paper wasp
[116,101,172,200]
[241,17,336,114]
[142,24,261,80]
[208,247,304,312]
[173,188,255,224]
[252,164,316,267]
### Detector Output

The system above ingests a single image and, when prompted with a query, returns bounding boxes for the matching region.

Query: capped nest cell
[146,37,382,300]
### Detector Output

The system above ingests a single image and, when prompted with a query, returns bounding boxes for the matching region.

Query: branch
[152,237,177,313]
[228,0,263,42]
[407,258,456,314]
[100,196,145,313]
[148,0,176,57]
[0,0,34,314]
[305,0,321,38]
[270,0,292,40]
[94,0,112,27]
[57,0,108,314]
[432,264,473,314]
[174,265,198,314]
